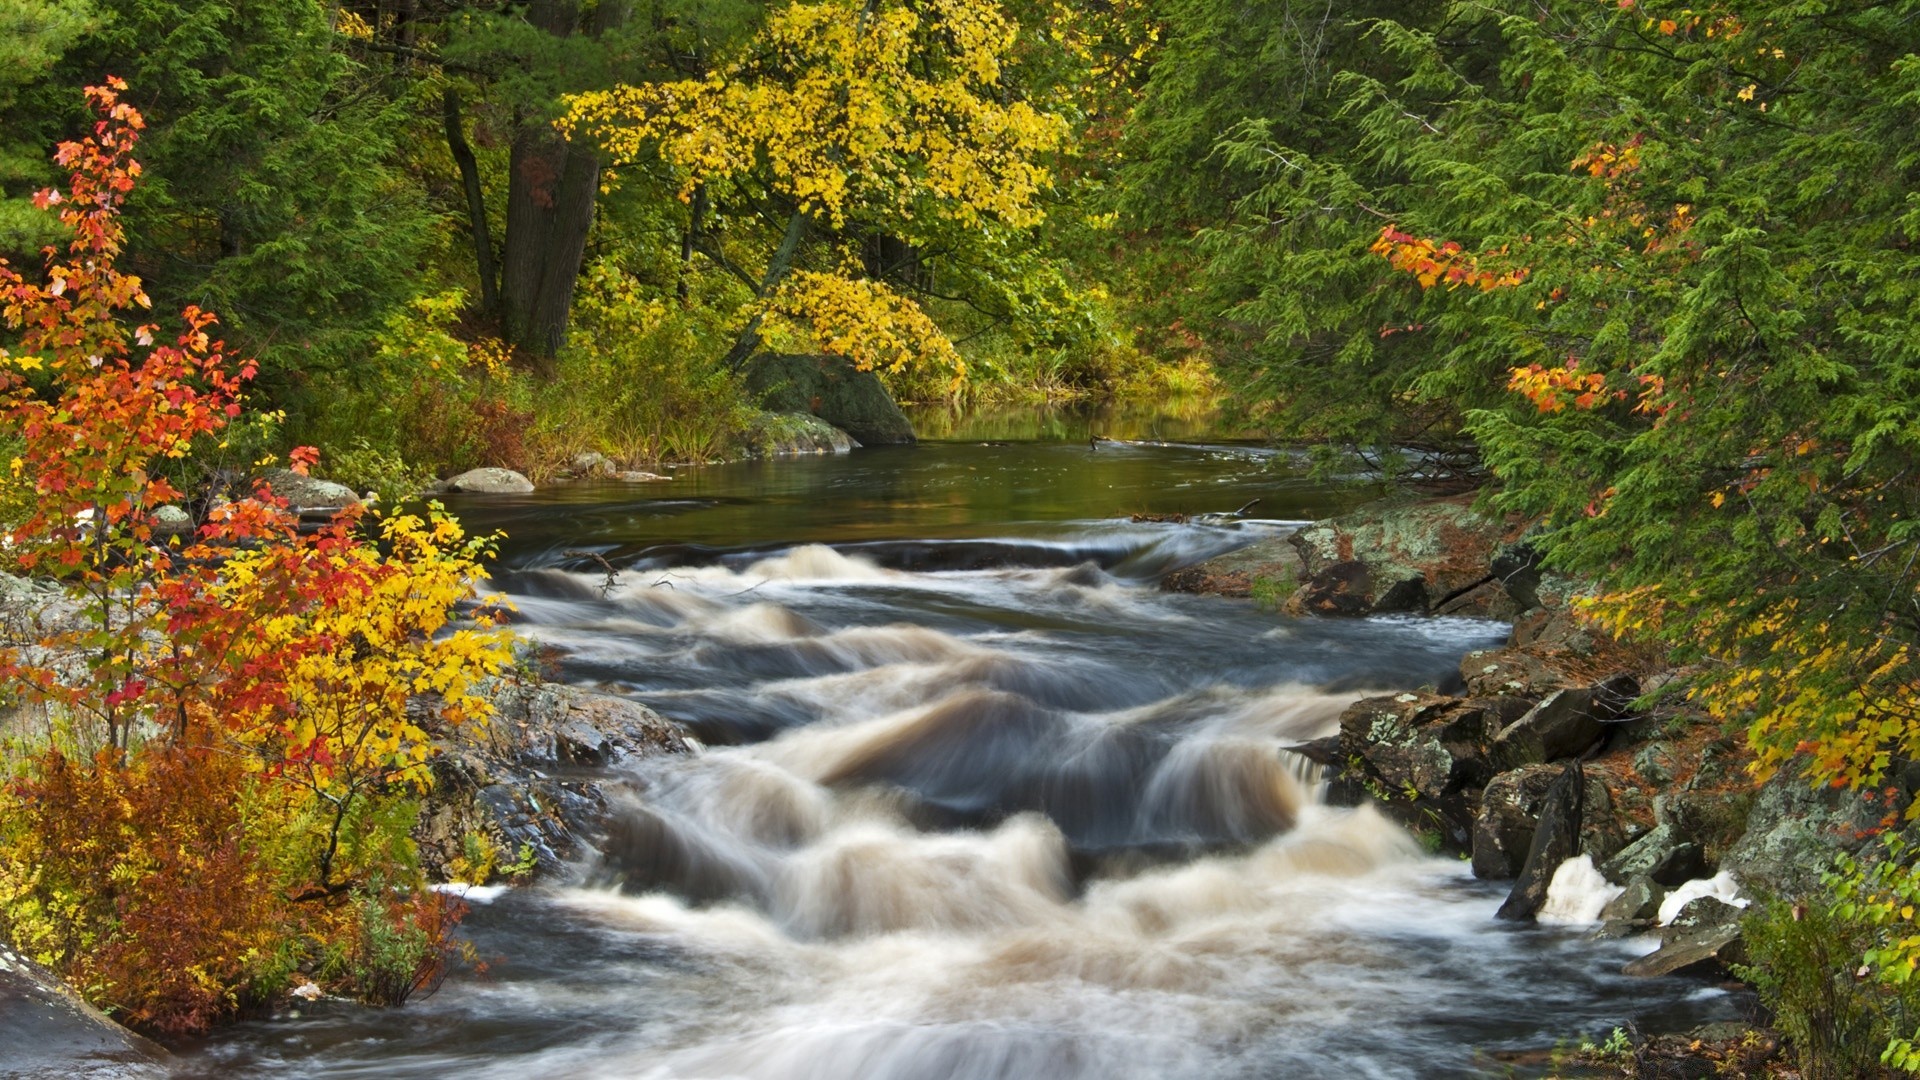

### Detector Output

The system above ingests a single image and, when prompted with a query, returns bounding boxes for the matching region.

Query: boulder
[414,681,692,880]
[1722,759,1913,900]
[1602,823,1706,887]
[149,504,194,537]
[1490,688,1605,770]
[1599,875,1667,924]
[444,467,535,494]
[0,941,167,1078]
[1160,533,1306,599]
[256,468,361,512]
[568,451,616,478]
[1337,693,1530,847]
[744,353,915,446]
[1472,762,1629,880]
[1622,925,1744,978]
[1284,495,1522,617]
[1497,761,1585,920]
[739,411,858,457]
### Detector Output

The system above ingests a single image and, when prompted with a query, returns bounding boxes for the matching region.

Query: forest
[2,0,1919,1076]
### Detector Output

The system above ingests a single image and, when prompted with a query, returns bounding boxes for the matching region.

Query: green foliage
[1741,893,1916,1079]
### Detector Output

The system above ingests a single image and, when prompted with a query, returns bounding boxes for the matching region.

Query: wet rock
[1497,761,1585,920]
[1654,788,1754,866]
[1159,534,1305,599]
[445,467,535,494]
[256,467,362,511]
[614,470,671,482]
[1472,762,1628,880]
[1599,875,1666,923]
[1491,688,1605,770]
[568,451,615,478]
[415,682,692,880]
[1623,925,1744,978]
[1283,495,1522,617]
[745,352,916,445]
[1664,895,1746,935]
[1285,560,1379,617]
[1602,823,1705,887]
[0,942,167,1078]
[1337,693,1528,850]
[739,411,858,457]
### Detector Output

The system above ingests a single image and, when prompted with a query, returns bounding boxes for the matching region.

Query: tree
[560,0,1070,381]
[0,81,512,1032]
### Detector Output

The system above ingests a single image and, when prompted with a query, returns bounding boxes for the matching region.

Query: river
[175,417,1738,1078]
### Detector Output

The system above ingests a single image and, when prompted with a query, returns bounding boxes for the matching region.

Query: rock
[1161,534,1305,599]
[444,467,535,494]
[1491,688,1605,769]
[1622,925,1744,978]
[1497,761,1585,920]
[1722,758,1913,900]
[1284,495,1521,617]
[1599,875,1667,923]
[1338,693,1528,848]
[1459,645,1586,699]
[1472,762,1628,880]
[414,681,691,880]
[1664,894,1746,934]
[256,468,362,512]
[0,942,167,1078]
[568,451,615,477]
[744,353,916,445]
[1602,823,1705,887]
[613,470,671,482]
[739,411,858,457]
[1633,742,1678,786]
[149,504,193,537]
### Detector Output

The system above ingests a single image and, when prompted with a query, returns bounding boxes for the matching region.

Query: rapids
[175,435,1740,1078]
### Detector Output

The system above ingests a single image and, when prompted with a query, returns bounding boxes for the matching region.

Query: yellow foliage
[757,270,965,384]
[559,0,1068,232]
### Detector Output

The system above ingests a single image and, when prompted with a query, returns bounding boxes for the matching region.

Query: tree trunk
[499,0,627,373]
[722,208,809,371]
[443,88,498,318]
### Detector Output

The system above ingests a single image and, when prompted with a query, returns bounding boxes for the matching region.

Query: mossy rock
[743,353,915,446]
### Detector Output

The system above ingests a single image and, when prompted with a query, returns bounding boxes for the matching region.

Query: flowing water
[177,430,1739,1079]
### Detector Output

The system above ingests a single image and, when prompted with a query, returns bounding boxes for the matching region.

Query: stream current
[178,430,1738,1078]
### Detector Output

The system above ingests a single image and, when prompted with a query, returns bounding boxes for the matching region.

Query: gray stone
[744,353,915,446]
[1622,926,1744,978]
[1664,896,1746,935]
[569,451,615,477]
[1634,742,1677,786]
[1600,875,1667,923]
[149,504,193,537]
[445,467,535,494]
[1497,761,1585,921]
[0,942,167,1078]
[1337,693,1528,852]
[1283,494,1516,617]
[1472,762,1627,880]
[1491,688,1604,769]
[739,411,858,458]
[1721,759,1909,900]
[256,468,362,511]
[1602,823,1705,887]
[613,470,671,482]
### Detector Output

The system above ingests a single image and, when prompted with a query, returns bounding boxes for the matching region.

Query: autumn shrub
[0,81,512,1035]
[1741,891,1920,1079]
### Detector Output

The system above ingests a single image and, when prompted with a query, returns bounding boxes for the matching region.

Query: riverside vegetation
[0,0,1918,1074]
